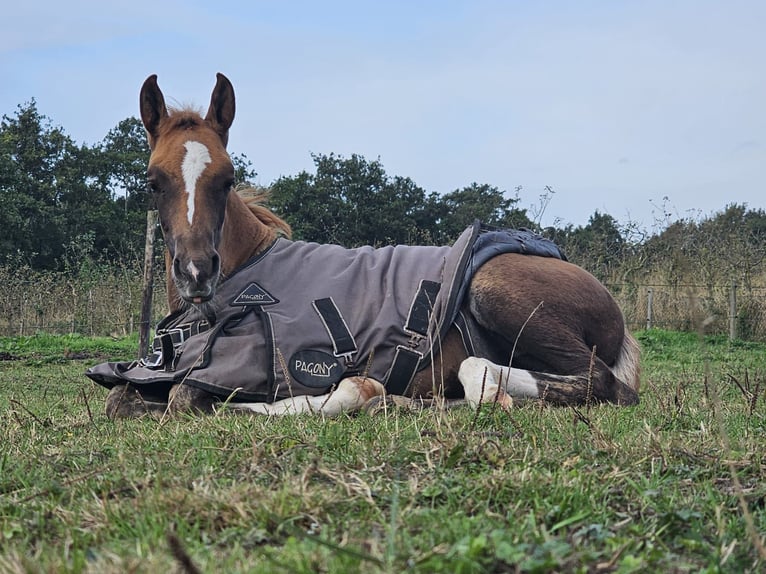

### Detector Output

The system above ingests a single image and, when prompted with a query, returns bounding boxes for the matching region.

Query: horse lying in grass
[86,73,640,418]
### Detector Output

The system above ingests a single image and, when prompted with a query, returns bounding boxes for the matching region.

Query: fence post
[138,210,158,359]
[646,287,653,330]
[729,280,737,341]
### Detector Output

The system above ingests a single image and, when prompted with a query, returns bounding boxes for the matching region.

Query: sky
[2,0,764,231]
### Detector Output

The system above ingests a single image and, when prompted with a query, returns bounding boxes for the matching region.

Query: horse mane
[234,184,292,238]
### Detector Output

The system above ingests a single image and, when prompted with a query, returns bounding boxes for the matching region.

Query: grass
[0,330,765,572]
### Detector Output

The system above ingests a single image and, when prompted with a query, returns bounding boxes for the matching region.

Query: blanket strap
[404,280,441,337]
[385,280,441,394]
[386,347,422,394]
[141,320,211,369]
[313,297,358,367]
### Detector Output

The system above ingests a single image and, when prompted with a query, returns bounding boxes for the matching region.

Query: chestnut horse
[104,73,640,418]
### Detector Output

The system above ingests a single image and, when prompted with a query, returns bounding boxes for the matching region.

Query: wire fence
[1,268,765,343]
[0,267,168,340]
[609,282,766,341]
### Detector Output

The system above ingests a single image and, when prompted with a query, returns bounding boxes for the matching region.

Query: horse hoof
[105,385,167,419]
[167,384,218,415]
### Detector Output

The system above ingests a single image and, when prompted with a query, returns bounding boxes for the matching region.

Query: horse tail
[612,327,641,393]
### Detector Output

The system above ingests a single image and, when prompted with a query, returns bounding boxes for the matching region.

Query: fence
[0,267,169,341]
[609,282,766,341]
[1,268,765,343]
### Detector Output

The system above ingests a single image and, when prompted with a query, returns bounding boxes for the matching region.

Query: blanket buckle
[141,320,211,369]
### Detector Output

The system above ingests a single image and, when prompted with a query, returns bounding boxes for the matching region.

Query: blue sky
[2,0,764,230]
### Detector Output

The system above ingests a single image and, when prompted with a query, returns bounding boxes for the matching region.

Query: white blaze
[181,140,212,226]
[186,260,201,281]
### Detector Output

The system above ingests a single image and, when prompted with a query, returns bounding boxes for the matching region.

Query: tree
[270,153,429,246]
[422,183,533,244]
[0,105,157,268]
[85,117,152,261]
[544,211,625,280]
[98,118,150,208]
[0,101,81,267]
[269,153,536,247]
[231,152,258,186]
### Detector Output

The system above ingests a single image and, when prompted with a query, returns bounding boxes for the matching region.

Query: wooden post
[729,280,737,341]
[646,288,653,330]
[138,210,158,359]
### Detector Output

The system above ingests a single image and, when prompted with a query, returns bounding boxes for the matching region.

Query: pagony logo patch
[230,282,278,306]
[289,350,343,388]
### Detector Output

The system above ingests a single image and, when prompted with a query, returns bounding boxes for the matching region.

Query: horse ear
[140,74,168,149]
[204,73,235,147]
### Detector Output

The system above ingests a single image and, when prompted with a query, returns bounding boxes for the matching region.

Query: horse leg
[457,358,519,409]
[457,357,584,405]
[464,314,639,406]
[227,376,385,416]
[466,254,640,406]
[105,384,168,419]
[167,383,219,415]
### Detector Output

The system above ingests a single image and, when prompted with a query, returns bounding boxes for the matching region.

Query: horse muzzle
[172,252,221,304]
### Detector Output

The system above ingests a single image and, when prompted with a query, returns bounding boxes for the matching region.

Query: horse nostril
[173,257,182,276]
[210,253,220,275]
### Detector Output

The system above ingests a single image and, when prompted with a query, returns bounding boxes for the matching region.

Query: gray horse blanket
[86,223,565,402]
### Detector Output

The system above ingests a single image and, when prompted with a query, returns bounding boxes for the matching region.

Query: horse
[101,73,640,418]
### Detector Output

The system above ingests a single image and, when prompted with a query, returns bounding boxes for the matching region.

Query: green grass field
[1,330,765,573]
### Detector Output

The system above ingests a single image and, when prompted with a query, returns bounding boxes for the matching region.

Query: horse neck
[219,191,278,276]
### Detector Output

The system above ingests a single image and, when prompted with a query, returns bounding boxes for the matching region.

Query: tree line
[2,100,765,288]
[0,101,538,269]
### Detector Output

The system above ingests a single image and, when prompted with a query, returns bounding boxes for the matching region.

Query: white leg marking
[459,357,501,405]
[181,140,212,226]
[458,357,539,407]
[225,376,385,416]
[504,367,541,398]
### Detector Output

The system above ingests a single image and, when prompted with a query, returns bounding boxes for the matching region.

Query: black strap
[151,320,211,349]
[312,297,357,357]
[385,346,423,394]
[143,320,211,369]
[158,332,176,370]
[404,280,441,337]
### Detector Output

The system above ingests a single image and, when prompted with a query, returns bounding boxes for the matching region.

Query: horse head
[140,73,236,309]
